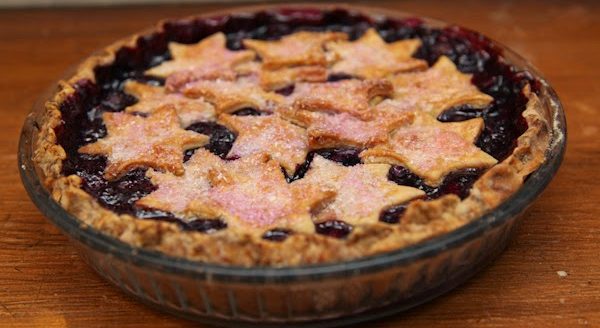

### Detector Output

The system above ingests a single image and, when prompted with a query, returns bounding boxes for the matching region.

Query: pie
[32,8,552,267]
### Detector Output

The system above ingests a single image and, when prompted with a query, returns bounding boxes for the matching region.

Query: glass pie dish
[19,4,566,327]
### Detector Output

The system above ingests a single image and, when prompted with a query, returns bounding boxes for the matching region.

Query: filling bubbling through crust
[55,8,539,240]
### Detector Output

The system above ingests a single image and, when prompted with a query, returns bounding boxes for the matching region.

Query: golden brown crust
[291,79,394,121]
[360,113,497,186]
[78,106,209,180]
[32,18,553,267]
[243,31,347,69]
[326,28,427,78]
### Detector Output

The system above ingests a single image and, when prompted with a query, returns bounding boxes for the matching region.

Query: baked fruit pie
[32,8,551,267]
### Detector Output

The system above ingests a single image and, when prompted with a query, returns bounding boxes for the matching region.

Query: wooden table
[1,1,598,326]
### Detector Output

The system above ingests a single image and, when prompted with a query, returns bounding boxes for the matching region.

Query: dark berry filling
[405,26,538,161]
[132,75,166,86]
[53,8,539,236]
[231,107,265,116]
[185,121,236,159]
[316,147,363,166]
[287,147,362,182]
[327,73,355,82]
[183,218,228,233]
[437,104,487,122]
[134,209,227,233]
[379,204,408,224]
[262,228,292,242]
[101,90,138,112]
[315,220,353,239]
[136,208,179,221]
[438,168,486,199]
[274,85,295,96]
[388,165,485,200]
[83,166,156,214]
[381,167,483,224]
[388,165,434,194]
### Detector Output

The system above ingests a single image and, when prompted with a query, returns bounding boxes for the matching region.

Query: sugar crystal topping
[124,80,215,127]
[180,79,284,114]
[361,113,497,185]
[78,29,500,236]
[219,114,309,175]
[79,106,208,180]
[289,79,394,120]
[389,56,494,116]
[297,156,424,225]
[243,31,347,69]
[146,32,254,78]
[326,28,427,78]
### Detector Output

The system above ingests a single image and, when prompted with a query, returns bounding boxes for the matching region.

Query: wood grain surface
[1,1,599,327]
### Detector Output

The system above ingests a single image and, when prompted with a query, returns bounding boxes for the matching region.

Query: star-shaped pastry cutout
[243,31,347,69]
[161,152,333,234]
[136,148,222,214]
[284,105,414,149]
[232,61,328,91]
[361,112,497,186]
[181,79,284,114]
[389,56,493,117]
[123,80,215,127]
[326,28,427,78]
[164,68,237,92]
[289,79,394,120]
[295,156,424,225]
[145,32,255,78]
[260,65,328,91]
[79,106,209,180]
[218,113,309,175]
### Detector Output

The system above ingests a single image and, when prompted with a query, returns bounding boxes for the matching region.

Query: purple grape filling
[54,8,539,236]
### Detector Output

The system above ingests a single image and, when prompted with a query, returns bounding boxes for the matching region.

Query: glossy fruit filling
[55,8,538,238]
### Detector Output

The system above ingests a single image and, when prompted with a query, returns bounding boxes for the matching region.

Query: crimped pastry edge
[31,14,552,267]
